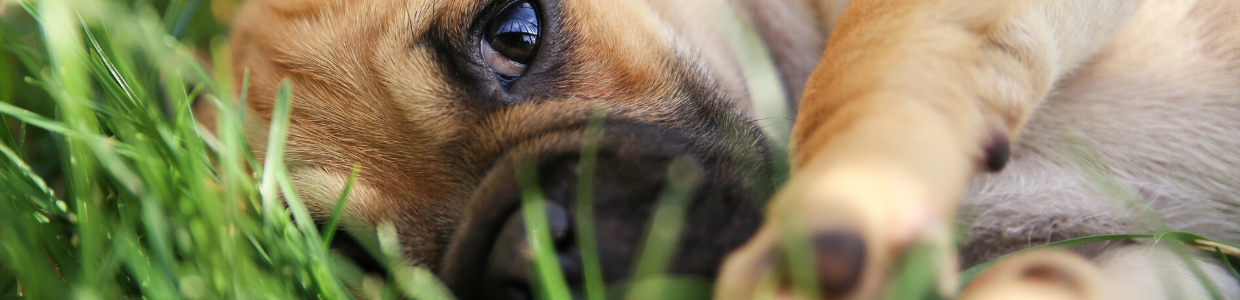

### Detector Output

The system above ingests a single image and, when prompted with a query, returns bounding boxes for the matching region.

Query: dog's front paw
[960,251,1102,300]
[717,161,961,300]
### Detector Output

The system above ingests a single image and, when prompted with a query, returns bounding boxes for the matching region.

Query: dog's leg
[960,244,1240,300]
[959,251,1103,300]
[718,0,1147,298]
[736,0,852,110]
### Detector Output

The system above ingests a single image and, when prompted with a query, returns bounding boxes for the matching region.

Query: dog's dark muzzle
[437,122,772,300]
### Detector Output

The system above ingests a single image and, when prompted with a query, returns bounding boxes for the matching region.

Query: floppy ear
[243,0,337,19]
[188,0,330,157]
[223,0,333,126]
[226,0,381,113]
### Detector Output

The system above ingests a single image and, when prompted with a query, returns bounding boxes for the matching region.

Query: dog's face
[228,0,776,298]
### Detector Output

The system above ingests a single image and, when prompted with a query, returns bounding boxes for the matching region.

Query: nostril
[558,251,584,284]
[812,232,866,297]
[501,285,532,300]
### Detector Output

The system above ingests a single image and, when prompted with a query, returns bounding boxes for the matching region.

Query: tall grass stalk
[577,107,608,300]
[516,159,573,300]
[623,157,704,300]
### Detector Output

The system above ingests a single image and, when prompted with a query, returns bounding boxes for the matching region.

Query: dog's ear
[208,0,328,156]
[241,0,337,19]
[224,0,322,119]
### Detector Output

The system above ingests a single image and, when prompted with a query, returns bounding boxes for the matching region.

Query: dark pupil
[485,1,540,64]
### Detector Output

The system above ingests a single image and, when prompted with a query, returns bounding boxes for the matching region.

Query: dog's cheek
[292,167,371,221]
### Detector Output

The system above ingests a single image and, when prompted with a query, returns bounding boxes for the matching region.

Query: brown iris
[482,1,540,80]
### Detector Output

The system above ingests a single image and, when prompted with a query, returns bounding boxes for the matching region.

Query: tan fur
[226,0,1240,297]
[228,0,765,269]
[724,0,1240,299]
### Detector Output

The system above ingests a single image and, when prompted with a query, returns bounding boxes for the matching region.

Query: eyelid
[481,41,527,77]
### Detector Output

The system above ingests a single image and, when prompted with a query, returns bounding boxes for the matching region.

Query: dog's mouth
[436,121,773,300]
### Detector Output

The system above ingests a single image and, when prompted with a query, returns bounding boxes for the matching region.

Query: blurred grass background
[2,0,1238,300]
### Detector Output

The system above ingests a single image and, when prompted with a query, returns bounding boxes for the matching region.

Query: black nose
[479,153,758,300]
[480,153,674,300]
[437,123,772,300]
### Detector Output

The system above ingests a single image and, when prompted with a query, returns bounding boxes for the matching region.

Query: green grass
[2,0,1239,300]
[576,108,608,300]
[0,0,452,299]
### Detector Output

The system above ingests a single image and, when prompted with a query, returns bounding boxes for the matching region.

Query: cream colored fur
[725,0,1240,299]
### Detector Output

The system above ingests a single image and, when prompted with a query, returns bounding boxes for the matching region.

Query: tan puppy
[225,0,1240,298]
[723,0,1240,299]
[223,0,787,299]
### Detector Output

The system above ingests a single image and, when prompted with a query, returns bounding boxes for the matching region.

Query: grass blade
[377,222,456,300]
[625,157,702,300]
[1212,247,1240,287]
[881,243,941,300]
[259,80,293,226]
[577,107,608,300]
[323,164,362,248]
[960,233,1152,285]
[516,158,573,300]
[780,215,820,300]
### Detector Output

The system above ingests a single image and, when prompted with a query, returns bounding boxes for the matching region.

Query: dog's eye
[482,1,541,80]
